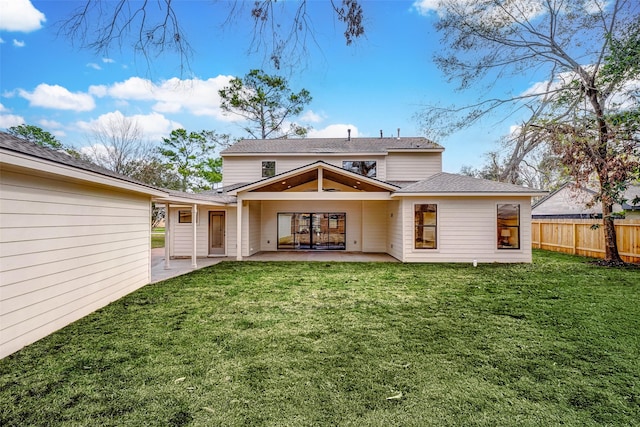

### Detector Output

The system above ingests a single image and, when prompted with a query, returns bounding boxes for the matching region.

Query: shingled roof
[0,132,161,192]
[221,137,443,154]
[395,172,546,195]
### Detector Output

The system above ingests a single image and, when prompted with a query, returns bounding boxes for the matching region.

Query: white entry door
[209,211,225,255]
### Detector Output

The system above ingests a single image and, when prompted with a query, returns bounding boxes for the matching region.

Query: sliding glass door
[277,213,346,250]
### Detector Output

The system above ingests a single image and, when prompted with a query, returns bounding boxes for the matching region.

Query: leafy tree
[7,124,63,149]
[421,0,640,264]
[60,1,365,71]
[199,157,223,186]
[158,129,227,192]
[128,158,182,190]
[219,69,312,139]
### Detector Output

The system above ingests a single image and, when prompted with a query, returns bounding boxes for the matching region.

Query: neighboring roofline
[228,160,400,195]
[1,148,167,197]
[530,182,598,209]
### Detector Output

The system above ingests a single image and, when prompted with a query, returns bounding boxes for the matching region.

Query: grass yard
[151,233,165,249]
[151,227,165,249]
[1,250,639,426]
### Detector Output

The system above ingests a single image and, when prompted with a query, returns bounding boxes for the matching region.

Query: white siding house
[0,133,166,359]
[0,132,547,358]
[168,137,545,263]
[532,182,640,219]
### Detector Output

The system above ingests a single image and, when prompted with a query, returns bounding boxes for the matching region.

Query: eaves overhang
[1,148,168,197]
[390,191,547,198]
[228,161,400,195]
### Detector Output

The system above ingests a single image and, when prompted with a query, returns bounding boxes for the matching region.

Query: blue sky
[0,0,535,172]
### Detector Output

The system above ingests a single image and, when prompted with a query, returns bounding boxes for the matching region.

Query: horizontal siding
[247,201,261,256]
[387,200,403,260]
[362,201,387,252]
[386,152,442,181]
[169,206,237,257]
[0,169,152,358]
[222,155,387,186]
[401,197,533,263]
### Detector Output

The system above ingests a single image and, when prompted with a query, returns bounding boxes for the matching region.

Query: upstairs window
[497,204,520,249]
[262,161,276,177]
[415,204,437,249]
[343,161,376,177]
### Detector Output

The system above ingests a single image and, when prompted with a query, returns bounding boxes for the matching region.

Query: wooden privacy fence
[531,218,640,263]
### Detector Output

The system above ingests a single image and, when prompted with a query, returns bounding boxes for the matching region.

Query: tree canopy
[219,69,312,139]
[423,0,639,263]
[158,129,228,192]
[8,124,63,149]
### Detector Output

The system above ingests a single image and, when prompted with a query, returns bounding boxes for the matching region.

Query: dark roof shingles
[0,132,160,191]
[396,172,546,194]
[221,137,442,154]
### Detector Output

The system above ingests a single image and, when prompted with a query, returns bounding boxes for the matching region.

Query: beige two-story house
[164,136,545,263]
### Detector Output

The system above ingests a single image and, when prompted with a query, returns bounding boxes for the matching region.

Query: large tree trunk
[601,200,624,264]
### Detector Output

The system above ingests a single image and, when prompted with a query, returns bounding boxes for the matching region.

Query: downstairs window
[415,204,437,249]
[497,204,520,249]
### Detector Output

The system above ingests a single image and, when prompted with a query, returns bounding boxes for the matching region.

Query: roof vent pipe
[348,129,351,141]
[397,128,400,140]
[380,130,383,138]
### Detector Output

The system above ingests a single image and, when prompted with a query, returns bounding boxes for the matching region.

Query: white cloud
[76,110,183,142]
[102,76,235,120]
[0,113,25,128]
[88,85,108,97]
[87,63,102,70]
[413,0,545,24]
[0,0,46,32]
[38,119,63,129]
[102,58,115,64]
[411,0,440,15]
[521,69,640,111]
[307,124,359,138]
[0,37,5,43]
[19,83,95,111]
[12,39,25,47]
[0,103,7,112]
[300,110,325,123]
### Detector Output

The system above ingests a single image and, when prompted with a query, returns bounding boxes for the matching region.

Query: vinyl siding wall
[385,152,442,181]
[222,155,389,186]
[246,201,262,256]
[169,206,237,258]
[0,169,152,358]
[361,201,388,252]
[386,200,403,260]
[400,197,533,263]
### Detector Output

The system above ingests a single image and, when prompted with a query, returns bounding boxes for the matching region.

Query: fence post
[572,222,577,255]
[538,221,542,248]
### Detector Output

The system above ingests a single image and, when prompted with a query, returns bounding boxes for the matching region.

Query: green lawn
[1,250,639,426]
[151,233,165,249]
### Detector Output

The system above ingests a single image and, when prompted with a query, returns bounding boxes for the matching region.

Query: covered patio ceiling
[250,168,393,192]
